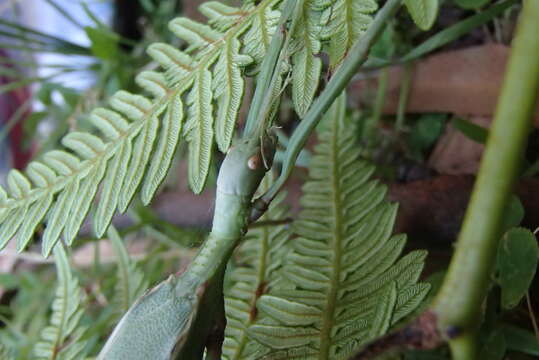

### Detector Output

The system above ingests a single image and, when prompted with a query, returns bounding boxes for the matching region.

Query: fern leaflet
[108,226,148,315]
[319,0,378,67]
[33,245,88,360]
[241,94,430,359]
[0,0,281,255]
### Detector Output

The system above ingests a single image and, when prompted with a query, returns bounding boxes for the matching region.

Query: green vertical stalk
[363,68,389,147]
[432,1,539,359]
[395,61,413,133]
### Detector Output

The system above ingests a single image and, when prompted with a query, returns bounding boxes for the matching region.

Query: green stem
[255,0,402,213]
[363,67,389,147]
[395,61,413,133]
[432,1,539,359]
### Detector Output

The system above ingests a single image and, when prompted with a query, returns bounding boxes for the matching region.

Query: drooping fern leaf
[33,245,88,360]
[0,0,281,255]
[108,226,148,315]
[0,0,382,256]
[290,0,323,118]
[240,94,431,359]
[223,177,292,360]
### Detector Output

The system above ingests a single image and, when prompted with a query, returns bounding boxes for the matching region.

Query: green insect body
[98,137,275,360]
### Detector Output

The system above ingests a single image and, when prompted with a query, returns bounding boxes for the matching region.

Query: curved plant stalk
[432,1,539,359]
[98,137,276,359]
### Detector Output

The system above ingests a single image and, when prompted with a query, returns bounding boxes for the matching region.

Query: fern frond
[243,94,430,360]
[33,245,88,360]
[319,0,378,67]
[0,0,283,255]
[288,0,379,116]
[290,0,323,118]
[108,227,148,315]
[0,0,384,255]
[223,177,292,360]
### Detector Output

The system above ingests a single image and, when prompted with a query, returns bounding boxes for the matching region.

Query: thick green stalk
[432,1,539,359]
[254,0,403,214]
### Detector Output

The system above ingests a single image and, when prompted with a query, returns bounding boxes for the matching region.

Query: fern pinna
[225,95,430,360]
[0,0,379,256]
[33,245,88,360]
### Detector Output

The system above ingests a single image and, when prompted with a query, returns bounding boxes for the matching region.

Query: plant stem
[363,68,389,148]
[432,1,539,359]
[395,61,413,133]
[255,0,403,212]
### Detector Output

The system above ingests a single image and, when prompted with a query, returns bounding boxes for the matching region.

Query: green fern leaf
[186,68,214,193]
[89,107,131,140]
[33,245,88,360]
[16,194,52,252]
[169,18,222,53]
[223,178,292,360]
[42,178,80,257]
[147,43,194,84]
[135,71,168,99]
[291,0,322,117]
[0,0,292,255]
[64,159,107,245]
[0,205,27,249]
[243,2,281,64]
[62,132,106,159]
[241,94,430,359]
[7,169,31,199]
[94,142,131,237]
[26,161,57,187]
[319,0,378,67]
[200,2,247,31]
[117,112,161,212]
[213,38,252,152]
[108,227,148,314]
[141,93,185,204]
[0,0,285,254]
